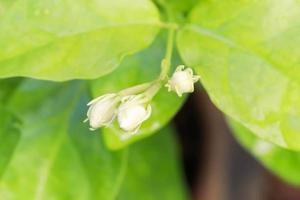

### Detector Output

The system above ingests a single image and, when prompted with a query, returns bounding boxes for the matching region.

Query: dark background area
[174,88,300,200]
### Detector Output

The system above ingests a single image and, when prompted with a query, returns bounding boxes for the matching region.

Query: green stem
[143,80,162,101]
[145,26,176,100]
[159,18,175,80]
[119,22,176,100]
[118,82,152,97]
[143,8,176,100]
[118,9,177,100]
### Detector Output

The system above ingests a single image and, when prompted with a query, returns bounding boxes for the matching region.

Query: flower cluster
[85,65,199,135]
[85,93,151,134]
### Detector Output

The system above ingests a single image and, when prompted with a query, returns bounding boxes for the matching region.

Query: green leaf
[118,126,188,200]
[90,33,186,150]
[229,118,300,186]
[0,106,21,178]
[0,79,187,199]
[0,80,127,199]
[0,78,22,103]
[0,0,160,81]
[177,0,300,150]
[0,78,22,177]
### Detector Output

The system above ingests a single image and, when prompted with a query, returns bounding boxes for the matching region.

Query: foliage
[1,0,300,197]
[0,79,187,199]
[0,0,159,80]
[89,33,185,149]
[177,0,300,151]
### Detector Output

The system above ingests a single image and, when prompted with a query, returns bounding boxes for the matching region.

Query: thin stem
[143,80,162,101]
[143,8,176,100]
[119,22,176,99]
[159,12,176,80]
[118,82,152,97]
[165,28,175,63]
[118,10,177,100]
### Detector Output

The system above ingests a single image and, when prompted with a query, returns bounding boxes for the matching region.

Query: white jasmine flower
[85,93,120,131]
[165,65,200,97]
[117,95,152,134]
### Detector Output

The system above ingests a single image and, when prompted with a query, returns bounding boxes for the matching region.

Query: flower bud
[165,65,200,97]
[85,93,120,131]
[117,95,152,133]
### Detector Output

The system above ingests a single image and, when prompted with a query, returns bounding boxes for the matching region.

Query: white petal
[86,93,119,130]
